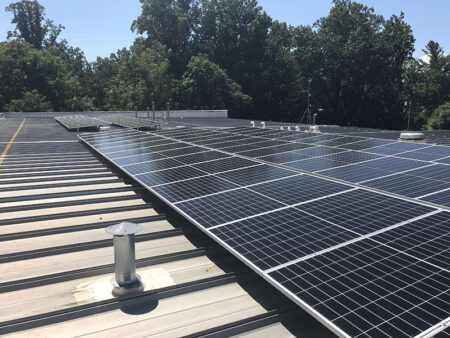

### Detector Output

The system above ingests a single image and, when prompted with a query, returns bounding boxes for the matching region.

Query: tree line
[1,0,449,130]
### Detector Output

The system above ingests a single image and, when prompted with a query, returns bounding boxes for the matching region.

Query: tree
[97,41,175,110]
[5,0,64,50]
[132,0,194,77]
[403,41,450,129]
[180,54,251,114]
[292,0,414,128]
[427,102,450,130]
[5,89,52,111]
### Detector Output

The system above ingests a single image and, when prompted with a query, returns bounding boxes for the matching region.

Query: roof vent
[250,121,255,127]
[261,121,266,128]
[399,132,425,141]
[308,125,320,133]
[106,222,144,297]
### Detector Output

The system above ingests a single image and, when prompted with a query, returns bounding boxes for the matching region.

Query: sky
[0,0,449,62]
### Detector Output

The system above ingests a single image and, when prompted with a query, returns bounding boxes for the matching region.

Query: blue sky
[0,0,449,62]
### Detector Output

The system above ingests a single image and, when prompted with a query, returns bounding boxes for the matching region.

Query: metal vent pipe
[106,222,143,297]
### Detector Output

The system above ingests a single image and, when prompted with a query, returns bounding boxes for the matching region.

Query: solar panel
[363,174,450,198]
[318,164,392,183]
[215,164,299,185]
[211,206,360,270]
[175,188,285,228]
[192,157,259,174]
[247,175,351,205]
[122,158,185,175]
[269,239,449,338]
[96,114,159,129]
[369,211,449,269]
[55,115,111,130]
[79,129,449,338]
[420,189,450,207]
[152,175,240,203]
[294,189,435,235]
[137,165,206,186]
[282,157,349,172]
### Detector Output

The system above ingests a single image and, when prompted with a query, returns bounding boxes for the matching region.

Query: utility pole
[307,78,312,124]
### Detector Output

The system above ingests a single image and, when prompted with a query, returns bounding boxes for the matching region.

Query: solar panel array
[96,114,160,129]
[79,128,449,338]
[55,115,111,130]
[163,126,450,208]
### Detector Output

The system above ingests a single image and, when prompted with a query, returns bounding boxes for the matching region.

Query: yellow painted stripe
[0,118,26,165]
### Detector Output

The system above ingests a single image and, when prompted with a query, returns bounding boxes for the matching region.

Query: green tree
[180,54,251,113]
[293,0,414,128]
[97,41,175,110]
[427,102,450,130]
[5,89,52,111]
[132,0,194,77]
[5,0,64,50]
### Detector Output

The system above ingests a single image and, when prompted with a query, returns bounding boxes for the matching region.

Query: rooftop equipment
[105,222,144,297]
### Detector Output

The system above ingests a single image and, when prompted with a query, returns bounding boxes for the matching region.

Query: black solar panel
[193,157,258,174]
[297,189,435,234]
[247,175,351,205]
[370,211,449,269]
[152,175,240,203]
[216,164,298,185]
[269,239,450,338]
[137,165,207,186]
[319,164,391,183]
[211,206,359,270]
[176,188,285,228]
[363,174,450,198]
[420,189,450,207]
[122,158,185,175]
[174,150,230,164]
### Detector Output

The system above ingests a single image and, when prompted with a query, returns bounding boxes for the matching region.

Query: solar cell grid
[436,156,450,165]
[362,173,450,198]
[294,145,346,157]
[270,239,450,338]
[361,157,429,172]
[152,175,240,203]
[192,156,259,174]
[121,157,185,175]
[257,150,312,164]
[176,188,285,228]
[370,211,449,269]
[282,157,349,172]
[318,164,392,183]
[420,189,450,207]
[247,175,351,205]
[318,151,383,164]
[365,142,430,155]
[136,165,206,186]
[338,138,395,151]
[157,145,208,157]
[297,134,346,144]
[216,164,298,185]
[237,144,312,158]
[211,207,360,270]
[174,150,230,164]
[315,136,366,147]
[396,150,449,161]
[297,189,435,235]
[404,164,450,183]
[114,152,166,166]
